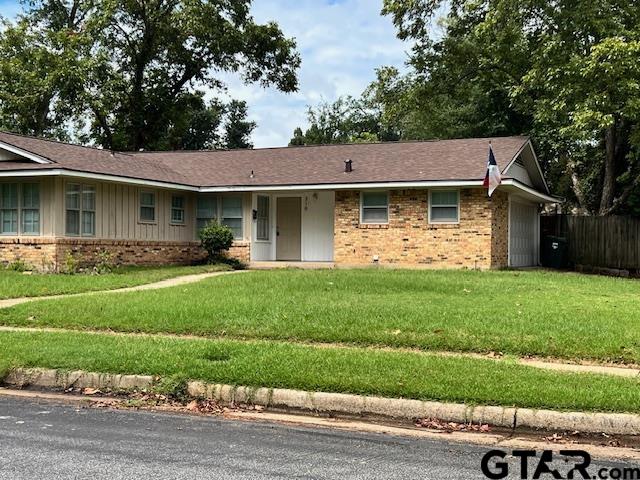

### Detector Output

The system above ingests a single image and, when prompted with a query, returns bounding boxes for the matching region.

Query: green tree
[288,96,399,146]
[0,0,300,151]
[223,100,256,149]
[0,18,85,138]
[380,0,640,215]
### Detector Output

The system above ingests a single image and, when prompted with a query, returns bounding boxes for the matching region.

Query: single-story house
[0,131,555,271]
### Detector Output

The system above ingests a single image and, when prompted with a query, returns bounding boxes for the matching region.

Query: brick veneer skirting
[334,188,509,269]
[0,238,250,272]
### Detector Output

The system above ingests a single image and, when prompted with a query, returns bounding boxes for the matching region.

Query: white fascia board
[199,180,486,193]
[502,140,550,194]
[0,141,52,164]
[501,179,559,203]
[526,140,551,194]
[0,169,559,201]
[0,168,199,191]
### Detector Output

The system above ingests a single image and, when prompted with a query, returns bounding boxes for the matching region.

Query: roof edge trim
[0,169,558,202]
[502,139,550,194]
[0,140,52,164]
[0,168,199,191]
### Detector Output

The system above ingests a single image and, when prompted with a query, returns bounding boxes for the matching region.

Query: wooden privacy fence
[541,215,640,271]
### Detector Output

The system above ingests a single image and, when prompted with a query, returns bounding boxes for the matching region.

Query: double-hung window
[171,196,185,224]
[256,195,270,241]
[222,196,243,239]
[0,183,41,235]
[361,191,389,224]
[0,184,18,234]
[66,183,95,236]
[196,195,244,239]
[21,183,40,234]
[82,186,96,235]
[196,196,217,231]
[139,191,156,222]
[429,190,459,223]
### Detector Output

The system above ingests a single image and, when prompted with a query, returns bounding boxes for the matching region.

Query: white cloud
[220,0,411,147]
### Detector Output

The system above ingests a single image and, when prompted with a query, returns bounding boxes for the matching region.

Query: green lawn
[1,269,639,363]
[0,264,229,299]
[1,330,640,413]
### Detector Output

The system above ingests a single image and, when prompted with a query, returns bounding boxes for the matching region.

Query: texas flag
[483,144,501,197]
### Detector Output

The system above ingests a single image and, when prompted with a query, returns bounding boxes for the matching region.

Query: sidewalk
[0,270,245,309]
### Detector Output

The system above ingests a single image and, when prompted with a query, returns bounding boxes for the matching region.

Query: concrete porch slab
[249,261,335,270]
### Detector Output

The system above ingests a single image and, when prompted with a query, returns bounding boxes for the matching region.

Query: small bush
[6,259,31,272]
[199,221,234,260]
[62,251,80,274]
[94,250,115,274]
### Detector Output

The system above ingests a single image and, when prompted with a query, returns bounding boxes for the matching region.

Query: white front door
[510,201,538,267]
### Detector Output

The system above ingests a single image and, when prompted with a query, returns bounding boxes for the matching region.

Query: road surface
[0,395,634,479]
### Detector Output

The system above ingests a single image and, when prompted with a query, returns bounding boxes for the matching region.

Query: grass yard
[1,269,639,363]
[0,264,229,299]
[1,330,640,413]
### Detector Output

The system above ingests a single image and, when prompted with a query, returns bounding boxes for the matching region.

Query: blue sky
[0,0,412,148]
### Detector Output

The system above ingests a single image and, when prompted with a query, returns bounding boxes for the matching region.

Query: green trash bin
[542,236,568,269]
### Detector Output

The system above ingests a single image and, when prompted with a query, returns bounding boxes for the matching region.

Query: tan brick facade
[334,188,509,269]
[226,241,251,264]
[0,238,58,272]
[0,238,250,272]
[0,189,509,271]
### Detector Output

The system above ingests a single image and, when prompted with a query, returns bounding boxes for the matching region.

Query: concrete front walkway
[0,270,245,309]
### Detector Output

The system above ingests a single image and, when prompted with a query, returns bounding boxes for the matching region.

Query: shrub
[94,250,115,274]
[199,221,234,261]
[62,251,80,274]
[6,259,31,272]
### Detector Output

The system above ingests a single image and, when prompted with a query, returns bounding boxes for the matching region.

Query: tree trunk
[598,125,617,215]
[566,155,590,214]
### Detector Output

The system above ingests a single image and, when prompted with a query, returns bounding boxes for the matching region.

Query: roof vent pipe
[344,159,353,173]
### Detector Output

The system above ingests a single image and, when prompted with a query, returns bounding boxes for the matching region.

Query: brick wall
[334,188,508,269]
[0,238,58,272]
[0,238,250,272]
[490,191,509,268]
[227,241,251,264]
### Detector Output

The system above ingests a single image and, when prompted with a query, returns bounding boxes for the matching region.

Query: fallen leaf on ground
[415,418,490,432]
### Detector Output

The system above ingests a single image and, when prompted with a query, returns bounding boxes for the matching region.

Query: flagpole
[488,140,491,199]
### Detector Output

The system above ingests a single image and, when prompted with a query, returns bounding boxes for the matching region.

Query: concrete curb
[4,367,154,391]
[4,367,640,435]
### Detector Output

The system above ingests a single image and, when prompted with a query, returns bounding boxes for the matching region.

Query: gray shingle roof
[0,131,530,188]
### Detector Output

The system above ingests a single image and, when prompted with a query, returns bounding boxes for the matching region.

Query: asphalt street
[0,395,635,479]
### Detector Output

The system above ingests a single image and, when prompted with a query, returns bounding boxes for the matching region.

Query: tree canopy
[288,95,400,146]
[0,0,300,151]
[293,0,640,215]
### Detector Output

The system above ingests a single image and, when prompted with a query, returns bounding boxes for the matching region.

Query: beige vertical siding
[47,178,197,241]
[1,176,253,243]
[48,177,253,242]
